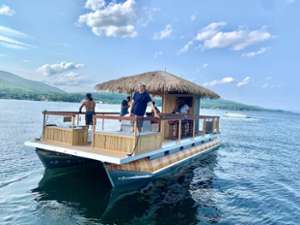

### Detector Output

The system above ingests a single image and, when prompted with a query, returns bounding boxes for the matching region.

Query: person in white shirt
[179,103,190,114]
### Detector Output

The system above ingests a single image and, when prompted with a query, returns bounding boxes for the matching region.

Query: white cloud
[0,35,30,49]
[138,7,160,27]
[261,76,280,89]
[242,47,268,57]
[153,24,173,40]
[203,76,235,87]
[0,25,31,49]
[50,72,88,86]
[237,76,251,87]
[202,63,208,69]
[0,5,15,16]
[85,0,106,10]
[203,76,251,87]
[0,26,28,38]
[78,0,137,38]
[180,22,272,54]
[37,62,84,76]
[177,40,194,55]
[196,22,227,42]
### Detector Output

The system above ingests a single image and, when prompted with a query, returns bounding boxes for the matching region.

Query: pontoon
[25,71,221,187]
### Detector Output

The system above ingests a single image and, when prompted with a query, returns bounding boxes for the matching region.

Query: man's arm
[129,100,135,116]
[149,102,159,117]
[79,102,85,113]
[129,93,136,116]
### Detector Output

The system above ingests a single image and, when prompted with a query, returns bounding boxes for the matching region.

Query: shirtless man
[79,93,96,126]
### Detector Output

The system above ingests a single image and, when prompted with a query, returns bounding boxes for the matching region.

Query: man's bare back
[80,100,95,112]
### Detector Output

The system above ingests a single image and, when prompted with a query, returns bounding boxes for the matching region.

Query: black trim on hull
[36,148,98,169]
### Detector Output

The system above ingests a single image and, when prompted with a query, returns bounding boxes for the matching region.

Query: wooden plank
[43,126,88,146]
[106,139,220,173]
[177,119,182,144]
[94,132,162,155]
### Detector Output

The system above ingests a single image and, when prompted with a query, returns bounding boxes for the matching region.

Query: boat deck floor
[25,134,216,165]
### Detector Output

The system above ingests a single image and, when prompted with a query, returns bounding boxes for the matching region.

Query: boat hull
[34,139,221,188]
[106,141,220,187]
[36,148,98,169]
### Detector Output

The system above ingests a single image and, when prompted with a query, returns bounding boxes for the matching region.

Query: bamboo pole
[202,118,206,136]
[92,116,96,148]
[101,114,104,130]
[192,117,196,140]
[76,114,80,126]
[42,111,46,141]
[177,119,182,144]
[71,115,75,127]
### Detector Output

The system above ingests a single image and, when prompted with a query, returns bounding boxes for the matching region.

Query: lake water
[0,99,299,225]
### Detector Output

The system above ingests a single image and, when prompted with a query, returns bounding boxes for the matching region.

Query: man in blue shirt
[130,83,157,131]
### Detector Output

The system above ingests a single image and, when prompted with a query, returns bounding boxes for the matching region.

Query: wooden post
[101,114,104,130]
[76,114,80,126]
[92,116,96,148]
[71,115,75,127]
[212,118,216,133]
[192,116,196,140]
[42,111,46,141]
[177,119,182,144]
[202,118,206,136]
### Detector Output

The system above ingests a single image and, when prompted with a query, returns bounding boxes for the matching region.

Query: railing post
[192,116,196,140]
[42,110,47,141]
[212,117,217,134]
[76,114,80,126]
[177,119,182,144]
[202,118,206,135]
[101,114,104,130]
[71,114,75,127]
[92,115,96,148]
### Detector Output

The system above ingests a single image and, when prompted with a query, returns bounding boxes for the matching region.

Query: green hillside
[201,98,266,111]
[0,70,281,112]
[0,71,65,94]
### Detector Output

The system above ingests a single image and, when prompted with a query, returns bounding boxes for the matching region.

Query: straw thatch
[95,71,220,99]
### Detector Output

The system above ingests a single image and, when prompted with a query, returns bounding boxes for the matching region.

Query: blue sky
[0,0,299,111]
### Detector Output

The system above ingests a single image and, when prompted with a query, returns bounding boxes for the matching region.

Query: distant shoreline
[1,70,295,114]
[0,96,293,114]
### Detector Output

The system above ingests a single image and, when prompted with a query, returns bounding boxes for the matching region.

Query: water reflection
[32,153,218,225]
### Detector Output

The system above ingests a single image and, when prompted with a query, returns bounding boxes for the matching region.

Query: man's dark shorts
[85,112,94,125]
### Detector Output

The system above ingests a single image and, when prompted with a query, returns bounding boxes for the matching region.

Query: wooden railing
[42,111,220,149]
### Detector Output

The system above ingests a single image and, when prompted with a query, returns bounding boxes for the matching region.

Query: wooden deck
[25,134,218,165]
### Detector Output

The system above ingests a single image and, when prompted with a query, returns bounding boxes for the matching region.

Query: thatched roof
[95,71,220,99]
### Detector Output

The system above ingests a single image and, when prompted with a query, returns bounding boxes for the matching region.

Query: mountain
[201,98,266,111]
[0,71,64,94]
[0,71,283,112]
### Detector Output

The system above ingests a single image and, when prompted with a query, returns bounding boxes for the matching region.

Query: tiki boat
[25,71,221,187]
